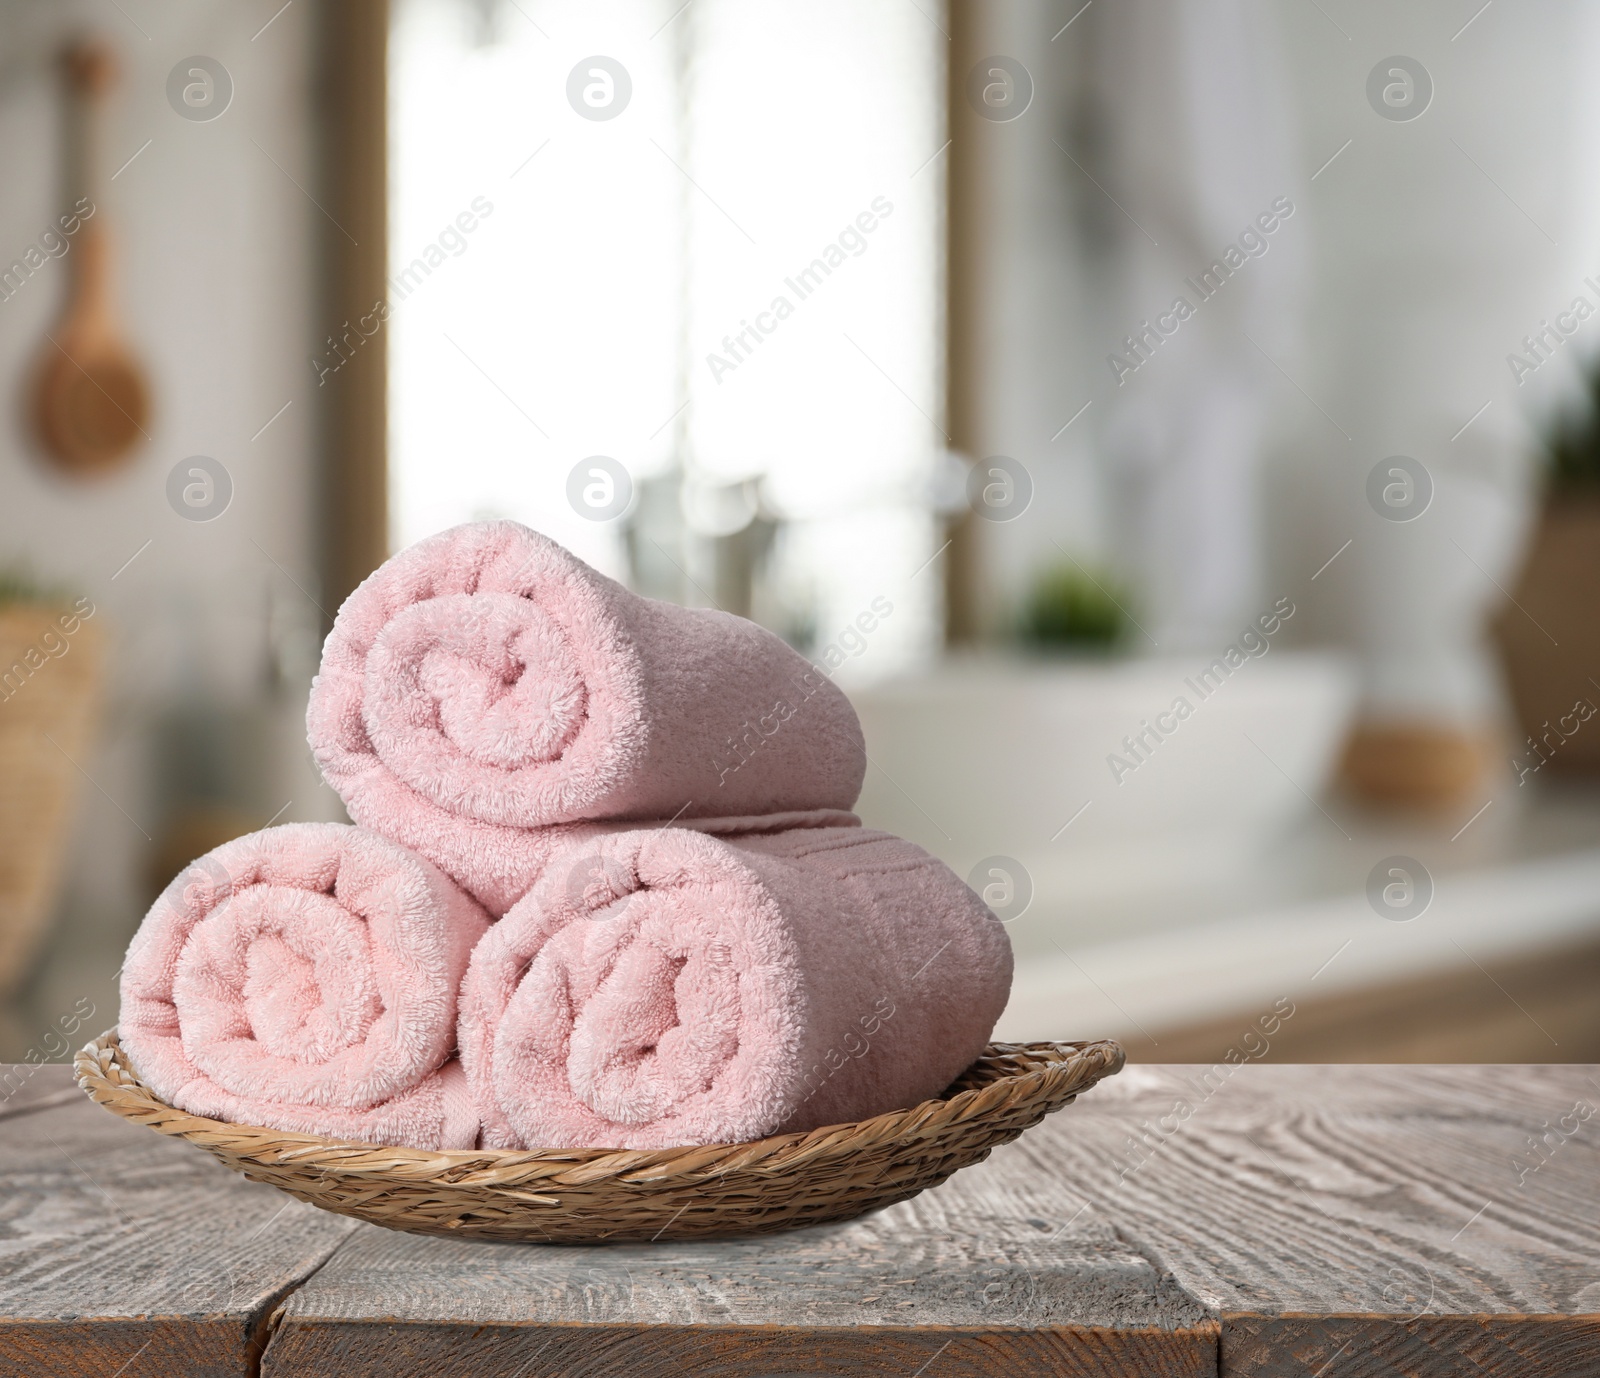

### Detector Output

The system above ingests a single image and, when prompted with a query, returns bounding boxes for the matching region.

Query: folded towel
[307,521,867,914]
[118,822,488,1149]
[458,823,1013,1149]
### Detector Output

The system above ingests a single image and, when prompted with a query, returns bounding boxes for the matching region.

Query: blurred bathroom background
[2,0,1599,1066]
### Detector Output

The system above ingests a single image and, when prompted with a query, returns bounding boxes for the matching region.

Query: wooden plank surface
[261,1179,1216,1377]
[1036,1063,1600,1375]
[265,1319,1213,1378]
[0,1065,85,1121]
[7,1063,1600,1376]
[0,1066,357,1378]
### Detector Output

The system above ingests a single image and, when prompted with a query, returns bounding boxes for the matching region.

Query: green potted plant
[1019,561,1129,652]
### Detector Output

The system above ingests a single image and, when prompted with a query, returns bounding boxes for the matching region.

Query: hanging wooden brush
[32,37,151,477]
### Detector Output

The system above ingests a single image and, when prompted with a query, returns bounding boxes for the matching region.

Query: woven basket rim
[75,1030,1124,1187]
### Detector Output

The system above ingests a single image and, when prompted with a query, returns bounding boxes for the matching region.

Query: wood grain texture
[0,1067,85,1121]
[1026,1064,1600,1374]
[263,1188,1209,1326]
[0,1067,357,1377]
[263,1323,1215,1378]
[1223,1315,1600,1378]
[262,1149,1216,1376]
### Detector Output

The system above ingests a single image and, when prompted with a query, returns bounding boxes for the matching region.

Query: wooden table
[2,1062,1597,1376]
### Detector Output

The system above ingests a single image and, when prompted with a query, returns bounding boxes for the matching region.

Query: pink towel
[458,823,1013,1150]
[323,805,860,922]
[307,521,867,914]
[118,823,488,1149]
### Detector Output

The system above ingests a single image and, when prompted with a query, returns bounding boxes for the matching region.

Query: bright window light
[389,0,945,677]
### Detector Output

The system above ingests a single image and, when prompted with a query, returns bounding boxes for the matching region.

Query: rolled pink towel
[298,804,859,924]
[307,521,868,914]
[458,823,1013,1149]
[118,823,489,1149]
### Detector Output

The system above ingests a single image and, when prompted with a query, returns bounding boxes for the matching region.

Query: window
[389,0,945,681]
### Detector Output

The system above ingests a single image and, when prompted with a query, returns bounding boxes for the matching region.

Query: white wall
[0,0,335,1049]
[956,0,1600,701]
[1269,0,1600,727]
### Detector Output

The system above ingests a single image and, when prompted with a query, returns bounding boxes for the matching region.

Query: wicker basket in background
[0,604,104,991]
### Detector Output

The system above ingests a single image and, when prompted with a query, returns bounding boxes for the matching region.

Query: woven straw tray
[75,1031,1123,1243]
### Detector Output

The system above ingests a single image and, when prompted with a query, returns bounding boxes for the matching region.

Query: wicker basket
[75,1030,1122,1243]
[0,606,104,990]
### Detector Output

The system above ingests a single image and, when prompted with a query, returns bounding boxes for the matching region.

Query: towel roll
[458,823,1013,1150]
[307,521,867,912]
[118,822,488,1148]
